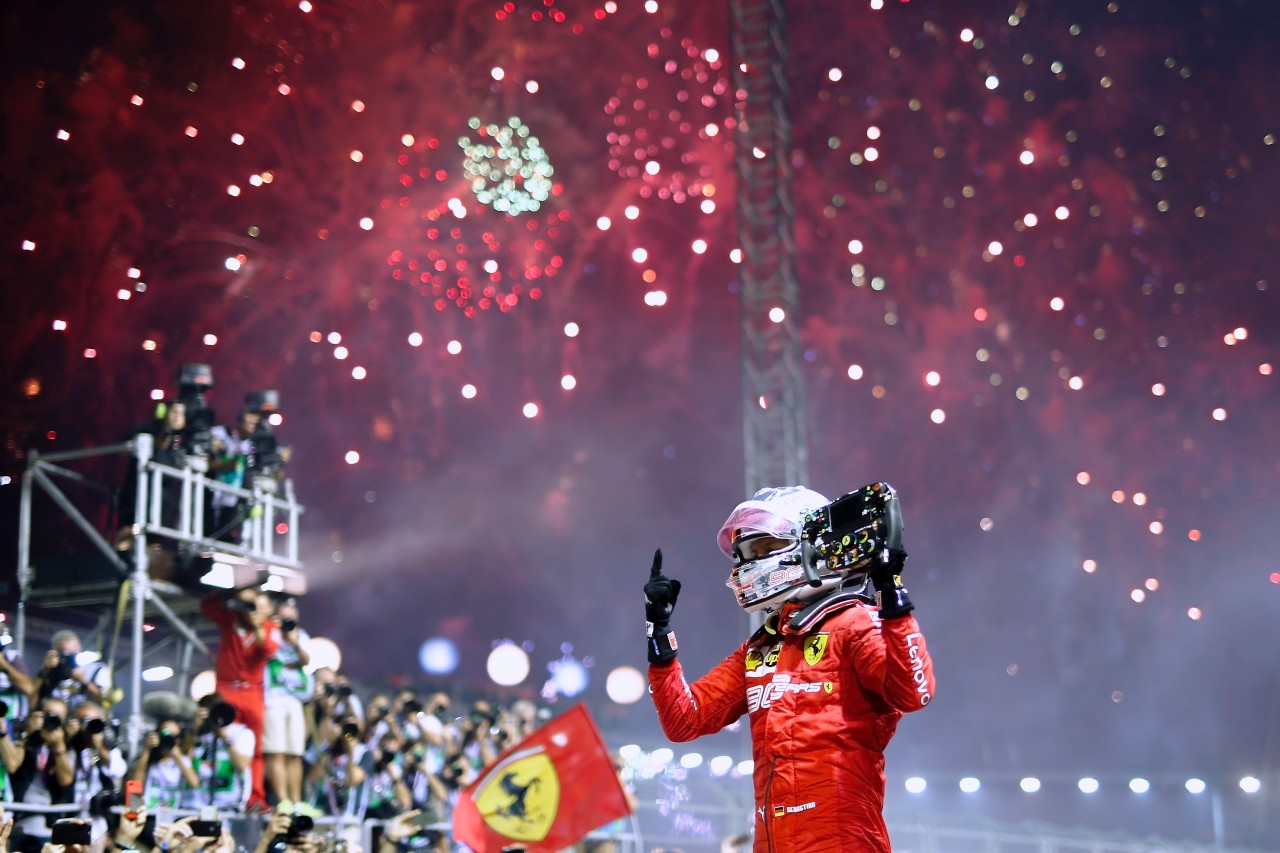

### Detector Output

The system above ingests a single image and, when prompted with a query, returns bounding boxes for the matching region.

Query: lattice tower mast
[730,0,809,500]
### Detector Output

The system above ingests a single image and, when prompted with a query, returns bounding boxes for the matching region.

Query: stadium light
[1078,777,1099,794]
[959,777,981,793]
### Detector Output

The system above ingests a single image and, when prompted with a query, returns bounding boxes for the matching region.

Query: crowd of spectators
[4,368,634,852]
[0,606,632,853]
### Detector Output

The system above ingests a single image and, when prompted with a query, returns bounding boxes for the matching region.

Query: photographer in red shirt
[202,586,277,810]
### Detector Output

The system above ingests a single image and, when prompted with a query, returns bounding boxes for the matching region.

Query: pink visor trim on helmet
[715,486,831,558]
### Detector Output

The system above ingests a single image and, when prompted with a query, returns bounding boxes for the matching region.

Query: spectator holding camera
[201,587,277,811]
[365,732,413,820]
[410,693,451,777]
[11,698,75,850]
[305,715,372,822]
[378,807,449,853]
[35,631,111,712]
[111,805,147,853]
[454,701,500,771]
[128,717,199,809]
[65,701,126,839]
[0,622,34,725]
[0,698,24,807]
[364,694,396,742]
[399,748,450,843]
[311,669,363,729]
[207,408,258,542]
[182,694,253,811]
[254,807,321,853]
[264,599,311,806]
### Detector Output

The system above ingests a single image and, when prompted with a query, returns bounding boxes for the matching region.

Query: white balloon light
[550,658,589,697]
[419,637,460,675]
[189,670,217,701]
[302,636,342,673]
[605,666,646,704]
[487,642,530,686]
[142,666,173,682]
[709,756,735,777]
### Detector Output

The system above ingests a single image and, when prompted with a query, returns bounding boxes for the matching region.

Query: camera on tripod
[244,390,284,486]
[799,482,903,578]
[177,363,217,457]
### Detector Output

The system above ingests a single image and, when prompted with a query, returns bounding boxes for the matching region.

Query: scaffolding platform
[15,432,305,754]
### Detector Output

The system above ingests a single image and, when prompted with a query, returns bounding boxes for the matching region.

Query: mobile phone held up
[51,820,93,846]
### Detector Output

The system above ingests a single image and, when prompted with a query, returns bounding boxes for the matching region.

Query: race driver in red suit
[645,485,935,852]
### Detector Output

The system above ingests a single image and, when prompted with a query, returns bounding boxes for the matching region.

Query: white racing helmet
[718,486,842,613]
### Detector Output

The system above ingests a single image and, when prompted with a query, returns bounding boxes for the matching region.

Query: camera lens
[211,702,236,729]
[85,718,106,735]
[288,815,314,837]
[280,618,298,633]
[43,713,62,731]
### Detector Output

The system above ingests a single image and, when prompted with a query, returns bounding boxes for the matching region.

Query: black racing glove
[869,548,914,619]
[644,549,681,665]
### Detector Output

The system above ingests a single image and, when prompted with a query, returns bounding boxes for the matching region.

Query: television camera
[176,363,216,457]
[244,389,285,486]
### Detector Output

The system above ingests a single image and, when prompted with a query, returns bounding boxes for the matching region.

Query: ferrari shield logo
[803,633,829,667]
[473,749,561,842]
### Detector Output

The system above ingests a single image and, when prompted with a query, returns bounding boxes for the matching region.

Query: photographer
[10,698,75,851]
[365,732,413,820]
[377,808,448,853]
[254,807,321,853]
[128,717,199,809]
[182,694,253,811]
[399,747,450,843]
[454,702,499,771]
[0,621,34,724]
[309,666,366,753]
[433,752,475,816]
[364,694,396,742]
[0,700,24,803]
[115,399,193,547]
[305,715,372,822]
[264,599,311,806]
[65,702,126,839]
[201,587,277,811]
[35,631,111,712]
[207,407,257,543]
[409,693,451,777]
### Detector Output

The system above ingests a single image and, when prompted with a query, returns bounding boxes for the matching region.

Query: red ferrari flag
[451,703,631,853]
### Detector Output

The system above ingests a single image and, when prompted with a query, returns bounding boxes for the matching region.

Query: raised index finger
[649,549,663,579]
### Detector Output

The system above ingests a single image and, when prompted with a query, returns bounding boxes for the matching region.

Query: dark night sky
[1,0,1278,845]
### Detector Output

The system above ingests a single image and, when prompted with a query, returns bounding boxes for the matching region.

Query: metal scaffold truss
[731,0,809,498]
[16,432,305,753]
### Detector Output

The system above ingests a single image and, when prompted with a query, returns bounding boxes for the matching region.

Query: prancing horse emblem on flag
[473,749,561,842]
[803,633,829,666]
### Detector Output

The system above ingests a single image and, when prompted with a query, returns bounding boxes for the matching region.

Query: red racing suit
[648,592,935,852]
